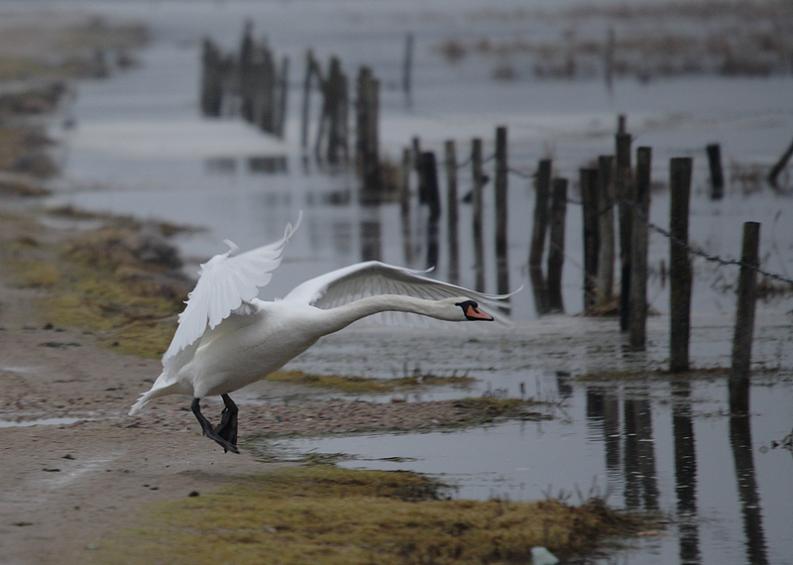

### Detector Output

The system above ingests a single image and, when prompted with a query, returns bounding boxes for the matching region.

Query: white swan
[129,213,512,453]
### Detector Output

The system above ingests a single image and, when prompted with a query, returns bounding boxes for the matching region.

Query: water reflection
[359,207,382,262]
[729,414,769,565]
[672,381,701,565]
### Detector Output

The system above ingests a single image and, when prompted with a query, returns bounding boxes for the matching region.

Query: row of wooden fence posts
[398,118,760,415]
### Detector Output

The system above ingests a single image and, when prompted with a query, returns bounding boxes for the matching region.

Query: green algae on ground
[265,370,475,393]
[95,465,644,565]
[5,218,188,358]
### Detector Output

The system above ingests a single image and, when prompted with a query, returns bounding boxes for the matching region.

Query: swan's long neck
[315,294,458,335]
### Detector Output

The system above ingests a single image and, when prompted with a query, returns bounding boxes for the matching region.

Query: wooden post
[326,57,342,163]
[300,49,314,150]
[339,69,350,163]
[494,126,509,296]
[444,140,460,284]
[402,32,414,105]
[768,136,793,188]
[547,178,568,313]
[238,21,255,122]
[420,152,441,222]
[355,66,370,172]
[529,159,552,269]
[617,114,627,135]
[400,147,413,264]
[629,147,652,349]
[275,55,289,139]
[706,143,725,200]
[200,39,223,117]
[595,155,615,308]
[616,131,633,331]
[367,76,381,192]
[472,138,485,291]
[730,222,761,415]
[580,168,599,313]
[669,157,693,372]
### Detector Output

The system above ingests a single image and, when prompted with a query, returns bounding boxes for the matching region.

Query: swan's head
[451,298,495,322]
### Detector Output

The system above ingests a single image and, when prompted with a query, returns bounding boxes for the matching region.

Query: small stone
[42,468,60,472]
[62,454,75,460]
[188,491,200,497]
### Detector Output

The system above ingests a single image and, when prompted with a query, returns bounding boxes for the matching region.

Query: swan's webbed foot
[214,393,238,447]
[191,397,239,454]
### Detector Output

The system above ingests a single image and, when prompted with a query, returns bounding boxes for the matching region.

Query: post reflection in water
[359,207,382,262]
[729,413,769,565]
[672,381,701,565]
[585,386,621,489]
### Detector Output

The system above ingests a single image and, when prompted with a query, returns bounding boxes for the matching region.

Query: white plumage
[129,213,514,452]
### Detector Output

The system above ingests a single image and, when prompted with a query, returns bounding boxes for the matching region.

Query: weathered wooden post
[420,152,441,222]
[356,66,380,193]
[616,130,633,330]
[355,66,369,171]
[547,178,568,313]
[730,222,761,415]
[580,168,600,313]
[529,159,552,269]
[706,143,725,200]
[238,20,255,122]
[595,155,615,309]
[275,55,289,139]
[629,147,652,349]
[300,49,314,150]
[366,75,381,192]
[326,57,342,163]
[494,126,509,296]
[444,140,460,284]
[200,38,223,117]
[400,147,413,264]
[472,138,485,291]
[768,136,793,188]
[529,159,552,315]
[669,157,693,372]
[260,45,277,133]
[402,32,414,105]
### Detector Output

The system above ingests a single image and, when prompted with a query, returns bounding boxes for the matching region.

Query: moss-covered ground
[95,465,645,565]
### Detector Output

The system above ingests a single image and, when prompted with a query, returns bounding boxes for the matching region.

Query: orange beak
[465,304,495,321]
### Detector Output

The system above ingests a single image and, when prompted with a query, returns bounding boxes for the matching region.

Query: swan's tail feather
[128,380,180,416]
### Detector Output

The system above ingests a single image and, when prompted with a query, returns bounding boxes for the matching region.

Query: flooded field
[1,0,791,563]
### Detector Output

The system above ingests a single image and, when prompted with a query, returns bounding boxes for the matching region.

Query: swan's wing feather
[284,261,517,313]
[162,213,302,363]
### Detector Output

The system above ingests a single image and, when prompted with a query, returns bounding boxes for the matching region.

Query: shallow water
[0,417,83,428]
[264,319,793,565]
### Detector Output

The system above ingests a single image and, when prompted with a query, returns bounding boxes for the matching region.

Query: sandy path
[0,231,284,565]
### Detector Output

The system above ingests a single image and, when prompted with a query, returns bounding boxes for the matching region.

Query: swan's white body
[129,213,511,415]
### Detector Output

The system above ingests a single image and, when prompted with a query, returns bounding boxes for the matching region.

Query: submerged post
[730,222,761,415]
[669,157,693,372]
[629,147,652,349]
[472,138,485,291]
[616,131,633,331]
[444,140,460,284]
[529,159,552,269]
[580,168,599,313]
[300,49,314,150]
[494,126,509,296]
[595,155,615,309]
[547,178,568,313]
[706,143,725,200]
[400,147,413,264]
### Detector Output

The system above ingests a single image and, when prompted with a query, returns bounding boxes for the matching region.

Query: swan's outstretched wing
[162,212,302,362]
[284,260,518,311]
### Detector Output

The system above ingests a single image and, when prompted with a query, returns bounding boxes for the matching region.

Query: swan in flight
[129,213,512,453]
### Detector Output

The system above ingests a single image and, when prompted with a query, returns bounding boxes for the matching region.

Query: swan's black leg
[214,394,238,447]
[191,398,239,454]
